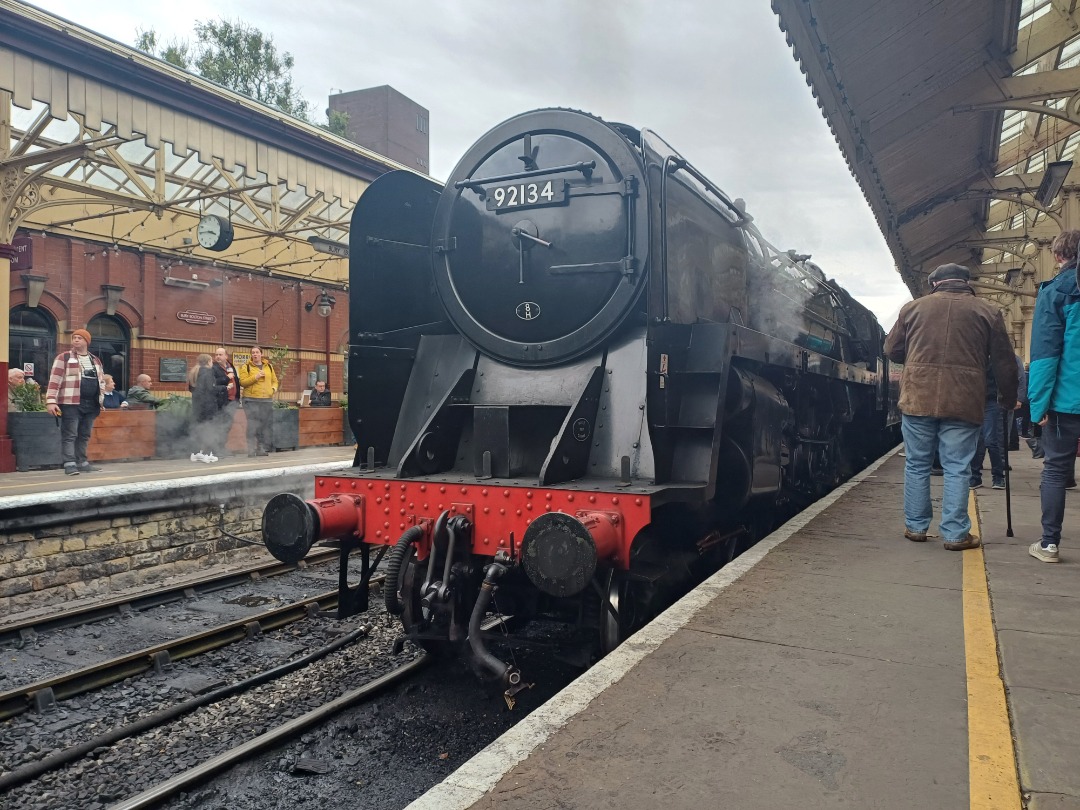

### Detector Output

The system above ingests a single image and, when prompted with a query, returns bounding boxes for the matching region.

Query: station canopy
[773,0,1080,311]
[0,1,407,285]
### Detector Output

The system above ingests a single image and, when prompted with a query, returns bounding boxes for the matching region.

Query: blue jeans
[902,414,980,541]
[970,401,1005,484]
[1039,412,1080,548]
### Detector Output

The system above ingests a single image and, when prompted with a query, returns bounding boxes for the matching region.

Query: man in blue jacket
[1027,229,1080,563]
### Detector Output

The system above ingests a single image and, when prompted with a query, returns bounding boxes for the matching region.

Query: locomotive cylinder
[519,511,620,598]
[262,492,364,564]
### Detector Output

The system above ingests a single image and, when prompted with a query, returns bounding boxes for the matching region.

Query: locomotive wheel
[600,572,640,656]
[398,550,460,658]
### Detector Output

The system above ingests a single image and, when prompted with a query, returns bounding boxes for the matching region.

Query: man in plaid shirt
[45,329,106,475]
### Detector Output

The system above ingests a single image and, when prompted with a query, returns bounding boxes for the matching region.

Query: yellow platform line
[964,491,1021,810]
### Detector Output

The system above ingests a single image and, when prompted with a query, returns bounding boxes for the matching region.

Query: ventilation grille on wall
[232,316,258,343]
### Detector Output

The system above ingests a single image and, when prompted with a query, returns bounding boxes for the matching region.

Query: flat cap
[927,263,970,283]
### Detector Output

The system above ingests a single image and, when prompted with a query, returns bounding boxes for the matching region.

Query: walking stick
[1003,407,1014,537]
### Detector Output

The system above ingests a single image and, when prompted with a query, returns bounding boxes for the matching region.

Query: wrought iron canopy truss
[0,1,408,284]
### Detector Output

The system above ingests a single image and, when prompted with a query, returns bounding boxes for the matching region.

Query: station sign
[177,310,217,325]
[10,236,32,270]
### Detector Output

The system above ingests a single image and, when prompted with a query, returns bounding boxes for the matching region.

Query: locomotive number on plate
[486,180,566,211]
[516,301,541,320]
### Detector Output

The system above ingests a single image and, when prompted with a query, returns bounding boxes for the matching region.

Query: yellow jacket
[237,361,278,400]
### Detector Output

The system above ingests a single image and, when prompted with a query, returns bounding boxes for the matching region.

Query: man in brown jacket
[885,263,1018,550]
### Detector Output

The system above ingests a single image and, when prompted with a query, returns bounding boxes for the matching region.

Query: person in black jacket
[189,354,225,463]
[308,379,332,407]
[211,348,239,456]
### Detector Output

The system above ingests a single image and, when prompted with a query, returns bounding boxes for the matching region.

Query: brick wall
[0,502,270,618]
[9,230,349,398]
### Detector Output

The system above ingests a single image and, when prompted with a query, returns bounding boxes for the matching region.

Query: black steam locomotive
[264,109,900,704]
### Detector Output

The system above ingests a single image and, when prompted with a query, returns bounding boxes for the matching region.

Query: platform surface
[409,447,1080,810]
[0,445,355,501]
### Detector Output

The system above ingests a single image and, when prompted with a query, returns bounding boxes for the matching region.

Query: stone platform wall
[0,462,349,620]
[0,503,269,617]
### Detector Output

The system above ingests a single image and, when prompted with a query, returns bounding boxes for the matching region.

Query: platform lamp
[20,274,46,308]
[101,284,125,316]
[1035,160,1073,207]
[1004,268,1022,287]
[305,290,337,318]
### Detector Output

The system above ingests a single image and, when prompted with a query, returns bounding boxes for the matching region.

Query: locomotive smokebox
[263,492,365,564]
[520,511,619,597]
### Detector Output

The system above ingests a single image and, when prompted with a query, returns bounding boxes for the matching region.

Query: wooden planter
[155,409,193,459]
[299,407,345,447]
[87,410,156,461]
[9,412,62,471]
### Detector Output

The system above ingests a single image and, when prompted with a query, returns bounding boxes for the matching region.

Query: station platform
[0,445,356,501]
[409,448,1080,810]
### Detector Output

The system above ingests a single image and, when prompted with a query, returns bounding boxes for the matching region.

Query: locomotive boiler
[263,109,900,704]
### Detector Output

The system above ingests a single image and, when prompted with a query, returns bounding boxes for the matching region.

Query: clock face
[197,215,233,251]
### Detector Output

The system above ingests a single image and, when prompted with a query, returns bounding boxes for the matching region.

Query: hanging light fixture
[1035,161,1073,207]
[305,290,337,318]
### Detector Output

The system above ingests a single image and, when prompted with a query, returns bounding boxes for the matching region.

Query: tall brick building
[329,86,431,174]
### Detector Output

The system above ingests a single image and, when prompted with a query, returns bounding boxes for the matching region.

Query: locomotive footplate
[311,475,655,570]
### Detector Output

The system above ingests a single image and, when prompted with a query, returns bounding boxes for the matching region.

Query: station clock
[196,214,234,252]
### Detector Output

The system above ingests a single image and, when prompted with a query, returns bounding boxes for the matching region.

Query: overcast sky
[26,0,910,328]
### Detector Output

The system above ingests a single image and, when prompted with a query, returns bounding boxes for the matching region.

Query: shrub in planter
[10,382,46,412]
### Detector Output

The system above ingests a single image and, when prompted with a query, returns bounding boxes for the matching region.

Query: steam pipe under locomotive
[263,108,900,704]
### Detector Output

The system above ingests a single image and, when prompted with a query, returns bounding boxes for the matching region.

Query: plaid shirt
[45,351,105,407]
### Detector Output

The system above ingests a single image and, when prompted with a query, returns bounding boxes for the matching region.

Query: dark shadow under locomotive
[264,109,901,705]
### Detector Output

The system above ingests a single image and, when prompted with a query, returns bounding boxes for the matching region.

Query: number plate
[486,179,566,212]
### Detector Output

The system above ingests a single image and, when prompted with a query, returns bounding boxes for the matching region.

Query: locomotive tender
[264,109,900,703]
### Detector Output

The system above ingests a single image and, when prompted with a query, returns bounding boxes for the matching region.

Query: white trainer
[191,452,206,462]
[204,453,218,463]
[1029,541,1060,563]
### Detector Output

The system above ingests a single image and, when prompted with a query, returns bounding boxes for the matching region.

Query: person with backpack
[45,328,106,475]
[237,345,278,456]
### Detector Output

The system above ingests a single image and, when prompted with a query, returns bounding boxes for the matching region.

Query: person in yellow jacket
[236,345,279,456]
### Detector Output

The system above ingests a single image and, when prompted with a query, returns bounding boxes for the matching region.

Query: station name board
[177,310,217,325]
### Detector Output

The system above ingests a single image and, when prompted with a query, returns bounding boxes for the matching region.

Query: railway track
[0,611,425,810]
[111,656,431,810]
[0,587,341,721]
[0,549,339,647]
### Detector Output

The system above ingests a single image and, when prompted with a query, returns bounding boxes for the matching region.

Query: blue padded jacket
[1028,260,1080,423]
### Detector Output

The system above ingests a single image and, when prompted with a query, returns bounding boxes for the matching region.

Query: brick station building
[0,2,431,470]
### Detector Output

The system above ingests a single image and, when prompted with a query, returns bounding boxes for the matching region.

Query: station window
[416,114,428,134]
[9,305,56,387]
[88,313,131,392]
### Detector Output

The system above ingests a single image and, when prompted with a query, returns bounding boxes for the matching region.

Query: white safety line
[0,461,352,510]
[406,448,900,810]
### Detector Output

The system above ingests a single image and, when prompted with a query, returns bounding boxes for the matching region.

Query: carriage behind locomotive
[263,109,900,696]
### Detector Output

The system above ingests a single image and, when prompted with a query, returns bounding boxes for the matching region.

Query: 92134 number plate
[485,179,566,212]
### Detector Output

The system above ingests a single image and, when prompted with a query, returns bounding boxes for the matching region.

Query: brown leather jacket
[884,281,1018,426]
